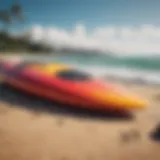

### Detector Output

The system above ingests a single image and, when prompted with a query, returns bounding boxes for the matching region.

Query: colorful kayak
[0,58,148,112]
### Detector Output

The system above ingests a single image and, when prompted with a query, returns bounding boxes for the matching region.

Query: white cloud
[23,23,160,55]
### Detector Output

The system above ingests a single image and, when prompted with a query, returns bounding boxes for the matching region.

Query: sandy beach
[0,80,159,160]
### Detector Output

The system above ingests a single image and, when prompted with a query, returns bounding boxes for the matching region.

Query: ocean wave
[73,65,160,85]
[3,53,160,70]
[3,54,160,85]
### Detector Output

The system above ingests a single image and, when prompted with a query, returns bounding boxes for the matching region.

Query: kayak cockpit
[56,69,93,81]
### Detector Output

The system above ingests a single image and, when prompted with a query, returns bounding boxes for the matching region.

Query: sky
[1,0,160,54]
[3,0,160,29]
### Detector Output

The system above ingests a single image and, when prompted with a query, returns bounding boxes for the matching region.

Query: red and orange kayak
[0,58,148,112]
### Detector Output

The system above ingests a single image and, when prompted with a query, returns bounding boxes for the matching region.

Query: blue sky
[2,0,160,54]
[1,0,160,30]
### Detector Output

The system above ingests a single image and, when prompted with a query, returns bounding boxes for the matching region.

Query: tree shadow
[0,83,134,121]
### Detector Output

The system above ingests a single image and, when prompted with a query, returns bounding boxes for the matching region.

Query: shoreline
[1,53,160,86]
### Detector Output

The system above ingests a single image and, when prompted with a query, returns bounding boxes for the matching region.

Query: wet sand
[0,82,159,160]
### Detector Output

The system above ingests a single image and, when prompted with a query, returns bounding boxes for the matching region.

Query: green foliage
[0,32,53,53]
[0,1,48,53]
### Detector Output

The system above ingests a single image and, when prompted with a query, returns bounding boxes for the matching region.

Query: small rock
[150,123,160,141]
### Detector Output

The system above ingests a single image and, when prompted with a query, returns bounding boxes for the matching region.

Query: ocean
[4,53,160,85]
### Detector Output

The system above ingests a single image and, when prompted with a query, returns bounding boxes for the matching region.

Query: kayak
[0,58,148,112]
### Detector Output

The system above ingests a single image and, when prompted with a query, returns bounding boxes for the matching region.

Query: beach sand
[0,82,159,160]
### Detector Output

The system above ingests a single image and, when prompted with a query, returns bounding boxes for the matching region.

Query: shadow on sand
[150,124,160,142]
[0,83,134,121]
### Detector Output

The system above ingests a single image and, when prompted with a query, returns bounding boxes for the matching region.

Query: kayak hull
[0,59,148,112]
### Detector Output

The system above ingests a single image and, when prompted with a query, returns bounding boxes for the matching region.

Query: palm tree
[10,1,24,22]
[0,1,26,51]
[0,1,25,31]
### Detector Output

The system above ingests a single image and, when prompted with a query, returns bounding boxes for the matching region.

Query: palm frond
[10,2,24,21]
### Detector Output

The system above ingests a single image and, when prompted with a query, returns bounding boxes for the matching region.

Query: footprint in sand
[120,129,141,143]
[56,118,65,127]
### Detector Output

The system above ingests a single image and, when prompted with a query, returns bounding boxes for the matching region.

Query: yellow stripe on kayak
[31,63,70,75]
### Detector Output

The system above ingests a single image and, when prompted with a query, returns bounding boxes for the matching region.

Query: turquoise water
[6,53,160,71]
[5,53,160,84]
[40,54,160,84]
[41,54,160,71]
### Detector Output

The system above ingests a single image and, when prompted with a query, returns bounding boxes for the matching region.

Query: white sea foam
[2,55,160,85]
[74,65,160,85]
